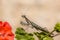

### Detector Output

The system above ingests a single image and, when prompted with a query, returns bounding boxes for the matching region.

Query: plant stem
[52,33,60,37]
[50,30,55,35]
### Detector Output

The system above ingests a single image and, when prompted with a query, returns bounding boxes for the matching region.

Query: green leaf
[54,22,60,32]
[15,27,34,40]
[43,36,53,40]
[34,32,46,40]
[34,32,53,40]
[15,28,26,34]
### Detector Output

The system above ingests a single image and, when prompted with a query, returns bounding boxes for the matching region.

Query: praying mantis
[20,15,60,40]
[20,15,49,33]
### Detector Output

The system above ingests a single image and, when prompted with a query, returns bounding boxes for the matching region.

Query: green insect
[21,15,49,33]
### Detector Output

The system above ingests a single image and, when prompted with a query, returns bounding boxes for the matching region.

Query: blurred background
[0,0,60,40]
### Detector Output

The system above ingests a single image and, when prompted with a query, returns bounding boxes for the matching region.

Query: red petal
[3,22,12,31]
[0,21,2,25]
[0,36,3,40]
[4,31,14,40]
[0,21,3,28]
[0,21,14,40]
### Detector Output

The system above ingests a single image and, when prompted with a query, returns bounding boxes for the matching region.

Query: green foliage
[54,22,60,32]
[43,36,53,40]
[34,32,53,40]
[15,22,60,40]
[15,28,35,40]
[15,28,26,35]
[20,15,60,40]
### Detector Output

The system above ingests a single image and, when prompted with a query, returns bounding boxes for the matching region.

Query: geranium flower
[0,21,14,40]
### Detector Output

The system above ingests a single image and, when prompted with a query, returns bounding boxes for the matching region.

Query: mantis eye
[21,15,26,18]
